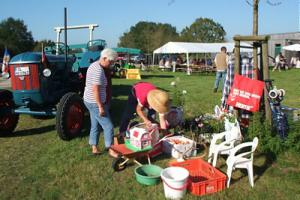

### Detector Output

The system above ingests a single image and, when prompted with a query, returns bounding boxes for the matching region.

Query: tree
[245,0,282,79]
[180,18,226,42]
[245,0,282,35]
[0,17,35,56]
[252,0,259,35]
[118,21,179,53]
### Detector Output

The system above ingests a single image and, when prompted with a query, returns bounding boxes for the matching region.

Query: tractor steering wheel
[51,42,70,55]
[86,39,106,52]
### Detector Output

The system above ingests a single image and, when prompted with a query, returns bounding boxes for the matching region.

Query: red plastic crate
[169,158,226,196]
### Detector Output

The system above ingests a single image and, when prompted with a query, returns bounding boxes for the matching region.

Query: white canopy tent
[152,42,252,74]
[282,44,300,51]
[283,44,300,68]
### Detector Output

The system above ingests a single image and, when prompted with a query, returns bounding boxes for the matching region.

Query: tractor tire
[56,92,85,140]
[0,90,19,136]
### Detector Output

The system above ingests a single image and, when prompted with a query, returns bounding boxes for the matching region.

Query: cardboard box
[162,135,196,159]
[129,123,159,150]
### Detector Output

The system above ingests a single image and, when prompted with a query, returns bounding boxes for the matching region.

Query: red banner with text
[227,74,264,112]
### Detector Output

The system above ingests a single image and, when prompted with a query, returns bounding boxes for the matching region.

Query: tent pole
[172,54,176,72]
[152,53,155,66]
[187,52,191,75]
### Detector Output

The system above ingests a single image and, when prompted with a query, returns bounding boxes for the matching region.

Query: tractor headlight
[2,72,10,79]
[43,68,51,77]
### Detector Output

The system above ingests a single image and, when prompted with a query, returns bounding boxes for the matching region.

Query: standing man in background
[213,46,228,93]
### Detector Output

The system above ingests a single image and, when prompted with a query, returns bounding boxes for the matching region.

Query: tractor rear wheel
[0,90,19,136]
[56,92,85,140]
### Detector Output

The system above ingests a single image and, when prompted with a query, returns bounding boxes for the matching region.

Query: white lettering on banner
[233,88,239,95]
[232,88,261,100]
[239,90,250,99]
[251,94,260,99]
[235,102,253,110]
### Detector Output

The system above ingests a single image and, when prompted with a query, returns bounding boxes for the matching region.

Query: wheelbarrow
[110,142,153,171]
[110,123,172,171]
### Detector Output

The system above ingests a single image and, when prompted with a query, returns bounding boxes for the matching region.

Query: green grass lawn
[0,69,300,199]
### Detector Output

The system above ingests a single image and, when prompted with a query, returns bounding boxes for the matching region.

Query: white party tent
[282,44,300,51]
[152,42,252,69]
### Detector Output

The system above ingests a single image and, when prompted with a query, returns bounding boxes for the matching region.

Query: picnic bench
[174,64,216,74]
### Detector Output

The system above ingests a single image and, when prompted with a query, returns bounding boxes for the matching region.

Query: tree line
[0,17,226,57]
[119,18,226,53]
[0,17,54,58]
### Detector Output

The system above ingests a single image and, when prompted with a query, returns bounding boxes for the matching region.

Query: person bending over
[118,82,170,142]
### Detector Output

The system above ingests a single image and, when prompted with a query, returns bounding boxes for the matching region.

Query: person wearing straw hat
[118,82,170,143]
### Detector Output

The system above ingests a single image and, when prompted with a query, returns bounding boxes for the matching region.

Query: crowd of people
[272,52,300,72]
[158,56,213,72]
[159,56,183,71]
[289,56,300,68]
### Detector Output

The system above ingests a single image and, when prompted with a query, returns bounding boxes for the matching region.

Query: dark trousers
[119,87,156,135]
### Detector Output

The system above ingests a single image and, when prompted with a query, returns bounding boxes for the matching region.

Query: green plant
[170,78,187,107]
[247,112,283,154]
[284,120,300,152]
[226,113,236,123]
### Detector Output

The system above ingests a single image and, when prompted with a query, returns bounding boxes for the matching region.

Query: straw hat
[147,89,170,114]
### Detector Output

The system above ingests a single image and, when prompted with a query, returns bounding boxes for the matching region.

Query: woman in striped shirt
[83,48,117,155]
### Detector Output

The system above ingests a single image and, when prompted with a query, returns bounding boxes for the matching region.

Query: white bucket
[160,167,189,199]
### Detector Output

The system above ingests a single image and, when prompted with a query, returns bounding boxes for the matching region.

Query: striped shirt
[221,55,235,109]
[221,56,254,118]
[83,61,107,104]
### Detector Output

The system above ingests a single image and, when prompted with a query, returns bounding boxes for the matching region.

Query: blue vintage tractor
[0,39,106,140]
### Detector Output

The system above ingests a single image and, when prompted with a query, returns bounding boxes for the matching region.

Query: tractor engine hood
[9,52,74,64]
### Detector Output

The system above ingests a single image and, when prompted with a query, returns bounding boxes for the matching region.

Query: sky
[0,0,299,48]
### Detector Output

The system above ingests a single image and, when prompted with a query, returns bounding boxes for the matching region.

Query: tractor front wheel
[0,90,19,136]
[56,92,85,140]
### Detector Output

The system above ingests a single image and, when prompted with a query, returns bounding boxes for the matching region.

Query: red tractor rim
[67,102,84,135]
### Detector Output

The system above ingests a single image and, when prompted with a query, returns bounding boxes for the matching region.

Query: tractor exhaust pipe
[64,7,68,65]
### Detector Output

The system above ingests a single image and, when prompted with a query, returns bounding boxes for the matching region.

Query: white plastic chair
[226,137,259,188]
[208,118,242,167]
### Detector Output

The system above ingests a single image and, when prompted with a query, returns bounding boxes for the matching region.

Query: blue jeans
[84,101,114,148]
[214,70,227,90]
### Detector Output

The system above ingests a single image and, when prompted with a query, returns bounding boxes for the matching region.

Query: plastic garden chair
[208,118,242,167]
[226,137,259,188]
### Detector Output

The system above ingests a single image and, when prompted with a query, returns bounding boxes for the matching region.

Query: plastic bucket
[135,165,163,186]
[161,167,189,199]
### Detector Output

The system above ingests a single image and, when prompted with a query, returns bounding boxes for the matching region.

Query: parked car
[131,55,145,64]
